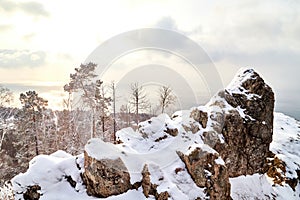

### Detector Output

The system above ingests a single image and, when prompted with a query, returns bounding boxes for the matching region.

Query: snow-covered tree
[19,90,48,155]
[0,86,13,107]
[64,62,112,140]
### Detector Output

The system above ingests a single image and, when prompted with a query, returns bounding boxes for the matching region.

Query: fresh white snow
[10,70,300,200]
[270,112,300,179]
[10,109,300,200]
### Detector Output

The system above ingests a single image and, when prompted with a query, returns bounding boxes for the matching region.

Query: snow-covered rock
[11,68,300,199]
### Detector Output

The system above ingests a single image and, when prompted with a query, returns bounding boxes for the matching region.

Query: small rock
[164,127,178,136]
[142,164,152,197]
[23,185,41,200]
[190,109,208,128]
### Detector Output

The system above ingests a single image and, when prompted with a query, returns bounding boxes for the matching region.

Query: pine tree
[64,62,112,140]
[19,91,48,155]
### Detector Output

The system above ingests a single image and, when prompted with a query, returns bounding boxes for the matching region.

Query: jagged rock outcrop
[13,68,294,200]
[177,144,231,199]
[82,151,131,198]
[204,69,275,177]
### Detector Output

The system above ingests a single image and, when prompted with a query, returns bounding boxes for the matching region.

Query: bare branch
[158,85,176,113]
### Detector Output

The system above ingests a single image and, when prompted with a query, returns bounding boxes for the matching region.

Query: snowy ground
[10,112,300,200]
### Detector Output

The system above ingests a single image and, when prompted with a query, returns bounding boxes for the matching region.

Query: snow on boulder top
[85,138,122,160]
[226,68,255,90]
[50,150,73,158]
[225,68,266,99]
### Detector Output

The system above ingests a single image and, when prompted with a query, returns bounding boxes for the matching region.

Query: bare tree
[0,86,13,107]
[119,104,131,128]
[129,83,149,124]
[158,85,176,114]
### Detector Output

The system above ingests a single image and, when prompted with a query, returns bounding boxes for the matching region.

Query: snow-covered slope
[10,69,300,199]
[11,112,300,199]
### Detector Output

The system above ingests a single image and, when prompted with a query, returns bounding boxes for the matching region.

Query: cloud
[0,0,49,17]
[0,0,15,11]
[174,0,300,120]
[0,49,46,68]
[22,32,36,41]
[187,0,300,56]
[3,82,62,94]
[0,24,12,32]
[19,1,49,17]
[154,16,178,31]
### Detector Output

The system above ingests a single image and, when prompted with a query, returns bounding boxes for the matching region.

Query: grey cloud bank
[0,0,49,17]
[0,49,46,68]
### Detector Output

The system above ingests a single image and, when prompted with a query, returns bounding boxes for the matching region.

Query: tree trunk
[112,83,116,141]
[92,111,95,138]
[136,98,139,124]
[34,135,39,155]
[102,116,105,137]
[33,114,39,155]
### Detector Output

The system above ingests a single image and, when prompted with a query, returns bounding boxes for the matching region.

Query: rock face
[207,69,275,177]
[82,151,131,198]
[177,145,231,199]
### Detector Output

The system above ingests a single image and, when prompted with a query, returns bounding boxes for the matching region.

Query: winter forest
[0,62,177,186]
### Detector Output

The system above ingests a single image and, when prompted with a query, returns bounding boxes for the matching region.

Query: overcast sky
[0,0,299,119]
